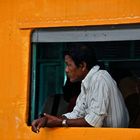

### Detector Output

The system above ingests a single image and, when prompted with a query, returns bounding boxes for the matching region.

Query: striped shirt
[63,65,129,127]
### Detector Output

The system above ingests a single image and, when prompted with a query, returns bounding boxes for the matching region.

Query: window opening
[29,26,140,128]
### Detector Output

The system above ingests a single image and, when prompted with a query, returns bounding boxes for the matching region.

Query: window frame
[30,25,140,125]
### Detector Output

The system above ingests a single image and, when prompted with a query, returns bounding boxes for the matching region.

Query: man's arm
[45,113,91,127]
[31,114,92,133]
[63,118,92,127]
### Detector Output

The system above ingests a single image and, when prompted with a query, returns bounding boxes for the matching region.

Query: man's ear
[80,62,87,71]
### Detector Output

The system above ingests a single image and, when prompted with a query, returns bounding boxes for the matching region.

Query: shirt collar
[82,65,100,89]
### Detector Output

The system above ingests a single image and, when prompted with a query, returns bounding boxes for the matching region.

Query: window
[29,25,140,127]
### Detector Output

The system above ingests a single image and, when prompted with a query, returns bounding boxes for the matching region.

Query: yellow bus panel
[0,0,140,140]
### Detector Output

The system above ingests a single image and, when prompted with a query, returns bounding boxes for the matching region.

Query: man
[31,43,129,133]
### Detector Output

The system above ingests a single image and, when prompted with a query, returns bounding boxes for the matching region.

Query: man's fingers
[31,120,40,133]
[31,117,48,133]
[32,125,38,133]
[36,128,40,133]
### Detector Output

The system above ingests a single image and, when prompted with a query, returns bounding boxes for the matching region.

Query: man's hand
[31,116,47,133]
[31,113,63,133]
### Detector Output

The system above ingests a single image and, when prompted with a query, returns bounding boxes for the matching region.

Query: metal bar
[30,43,37,122]
[32,27,140,43]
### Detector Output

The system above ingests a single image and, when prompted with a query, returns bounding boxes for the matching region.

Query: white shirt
[63,65,129,127]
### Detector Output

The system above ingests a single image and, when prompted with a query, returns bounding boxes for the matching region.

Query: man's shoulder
[90,69,112,83]
[93,69,109,77]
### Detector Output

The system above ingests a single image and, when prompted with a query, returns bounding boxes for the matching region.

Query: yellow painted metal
[0,0,140,139]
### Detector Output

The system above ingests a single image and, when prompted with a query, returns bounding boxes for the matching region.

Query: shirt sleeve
[63,83,87,119]
[85,76,110,127]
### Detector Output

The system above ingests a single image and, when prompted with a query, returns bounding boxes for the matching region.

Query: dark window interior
[29,40,140,128]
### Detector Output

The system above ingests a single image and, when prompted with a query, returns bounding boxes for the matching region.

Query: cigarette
[36,130,39,133]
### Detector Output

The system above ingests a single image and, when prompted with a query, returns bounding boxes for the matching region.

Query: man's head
[64,43,97,82]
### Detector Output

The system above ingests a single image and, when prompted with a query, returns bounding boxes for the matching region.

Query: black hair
[64,43,97,70]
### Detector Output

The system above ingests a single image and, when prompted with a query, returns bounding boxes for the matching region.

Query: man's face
[65,55,86,82]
